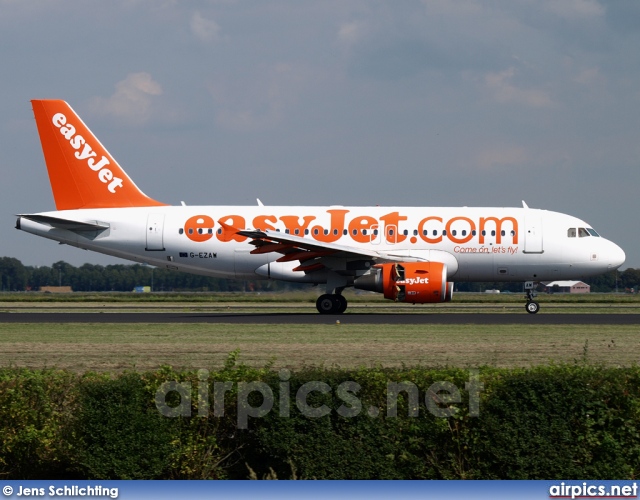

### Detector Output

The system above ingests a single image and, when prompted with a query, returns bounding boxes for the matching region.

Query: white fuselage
[18,205,626,284]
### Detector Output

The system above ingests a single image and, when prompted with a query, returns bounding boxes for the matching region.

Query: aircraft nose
[606,242,626,270]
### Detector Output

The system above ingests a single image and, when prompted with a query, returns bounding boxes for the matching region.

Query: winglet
[31,100,167,210]
[216,218,250,242]
[217,219,243,234]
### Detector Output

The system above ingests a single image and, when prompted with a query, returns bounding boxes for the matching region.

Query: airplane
[16,100,626,314]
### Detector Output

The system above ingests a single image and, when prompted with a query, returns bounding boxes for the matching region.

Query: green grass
[2,293,638,372]
[1,322,638,372]
[0,290,324,303]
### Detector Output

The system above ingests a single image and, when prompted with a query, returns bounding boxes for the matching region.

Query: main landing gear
[316,293,348,315]
[316,272,349,315]
[524,281,539,314]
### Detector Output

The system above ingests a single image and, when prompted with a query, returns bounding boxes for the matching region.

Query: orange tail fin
[31,99,167,210]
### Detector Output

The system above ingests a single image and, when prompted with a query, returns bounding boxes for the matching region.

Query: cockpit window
[578,228,590,237]
[567,228,576,238]
[587,228,600,237]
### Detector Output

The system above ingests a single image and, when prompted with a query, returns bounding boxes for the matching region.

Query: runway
[1,312,639,325]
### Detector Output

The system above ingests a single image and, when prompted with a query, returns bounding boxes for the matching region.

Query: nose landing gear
[524,281,540,314]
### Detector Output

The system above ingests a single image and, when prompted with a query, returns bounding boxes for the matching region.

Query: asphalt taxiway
[1,312,639,325]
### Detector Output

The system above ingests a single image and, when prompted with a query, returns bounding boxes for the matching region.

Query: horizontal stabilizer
[17,214,109,234]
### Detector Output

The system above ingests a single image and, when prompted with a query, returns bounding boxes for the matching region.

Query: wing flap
[231,226,382,276]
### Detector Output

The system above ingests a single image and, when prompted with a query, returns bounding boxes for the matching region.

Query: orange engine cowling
[354,262,453,303]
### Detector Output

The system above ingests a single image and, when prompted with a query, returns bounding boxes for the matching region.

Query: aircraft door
[523,214,543,254]
[146,213,165,251]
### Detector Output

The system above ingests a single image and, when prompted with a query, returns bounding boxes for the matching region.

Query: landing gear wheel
[336,294,348,314]
[316,294,347,314]
[526,301,540,314]
[317,294,338,314]
[524,282,539,315]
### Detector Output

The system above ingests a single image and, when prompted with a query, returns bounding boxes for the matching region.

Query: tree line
[0,257,301,293]
[454,267,640,293]
[0,256,637,293]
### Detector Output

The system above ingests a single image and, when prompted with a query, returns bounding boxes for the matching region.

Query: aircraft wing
[239,229,380,257]
[231,222,459,280]
[236,226,387,275]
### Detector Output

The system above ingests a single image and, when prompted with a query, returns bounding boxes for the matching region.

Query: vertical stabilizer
[31,99,167,210]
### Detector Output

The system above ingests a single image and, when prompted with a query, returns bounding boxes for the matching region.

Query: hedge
[0,360,639,479]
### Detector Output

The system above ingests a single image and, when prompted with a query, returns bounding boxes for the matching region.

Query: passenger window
[462,230,467,236]
[314,228,319,235]
[501,230,505,237]
[452,230,457,236]
[305,229,309,235]
[179,228,184,235]
[362,229,367,236]
[491,230,496,237]
[294,229,299,235]
[472,230,477,236]
[413,229,418,236]
[567,228,576,238]
[578,228,590,238]
[343,229,348,235]
[432,230,437,236]
[333,229,338,235]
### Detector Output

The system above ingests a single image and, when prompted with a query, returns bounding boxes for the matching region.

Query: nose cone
[607,242,626,270]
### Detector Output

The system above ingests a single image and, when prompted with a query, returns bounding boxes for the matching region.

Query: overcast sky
[1,0,639,269]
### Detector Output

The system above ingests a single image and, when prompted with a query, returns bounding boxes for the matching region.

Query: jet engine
[354,262,453,303]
